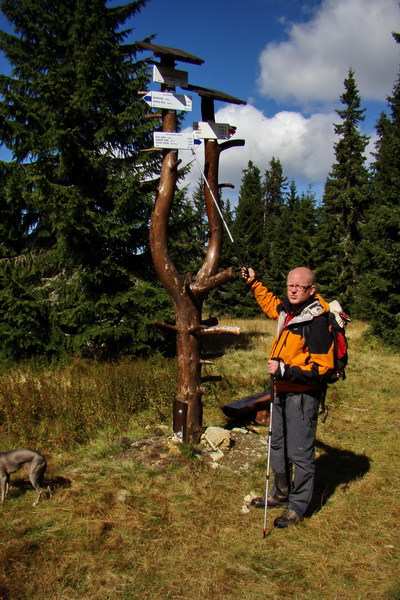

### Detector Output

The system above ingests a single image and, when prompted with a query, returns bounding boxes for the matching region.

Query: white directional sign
[153,132,201,150]
[153,64,189,87]
[193,121,237,140]
[143,91,192,111]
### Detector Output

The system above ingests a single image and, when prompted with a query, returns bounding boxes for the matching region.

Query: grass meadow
[0,318,398,600]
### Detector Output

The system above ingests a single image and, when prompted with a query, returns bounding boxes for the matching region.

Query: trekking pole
[191,149,247,269]
[263,375,275,538]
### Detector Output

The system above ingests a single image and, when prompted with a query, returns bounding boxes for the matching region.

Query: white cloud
[183,104,337,202]
[180,0,393,205]
[182,101,379,205]
[258,0,400,106]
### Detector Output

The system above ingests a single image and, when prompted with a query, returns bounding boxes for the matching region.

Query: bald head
[286,267,316,305]
[287,267,315,286]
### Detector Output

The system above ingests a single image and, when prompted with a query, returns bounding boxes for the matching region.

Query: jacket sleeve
[248,278,282,320]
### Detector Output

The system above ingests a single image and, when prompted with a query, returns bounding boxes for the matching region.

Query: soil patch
[116,426,269,472]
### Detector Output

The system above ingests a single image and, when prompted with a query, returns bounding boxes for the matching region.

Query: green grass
[0,319,398,600]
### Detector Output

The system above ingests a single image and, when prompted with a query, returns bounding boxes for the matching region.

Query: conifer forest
[0,0,399,362]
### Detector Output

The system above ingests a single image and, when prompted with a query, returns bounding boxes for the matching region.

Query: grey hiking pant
[270,391,321,518]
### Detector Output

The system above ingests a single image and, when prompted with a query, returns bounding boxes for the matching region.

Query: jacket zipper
[273,329,289,358]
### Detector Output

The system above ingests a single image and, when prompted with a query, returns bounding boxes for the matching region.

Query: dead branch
[219,139,245,152]
[153,321,178,332]
[191,266,236,296]
[196,326,240,336]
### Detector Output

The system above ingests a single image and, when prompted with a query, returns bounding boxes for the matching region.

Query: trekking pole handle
[232,240,247,269]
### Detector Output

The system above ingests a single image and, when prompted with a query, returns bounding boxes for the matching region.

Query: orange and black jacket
[248,278,335,394]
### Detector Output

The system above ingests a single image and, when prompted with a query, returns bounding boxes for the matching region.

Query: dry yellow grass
[0,318,398,600]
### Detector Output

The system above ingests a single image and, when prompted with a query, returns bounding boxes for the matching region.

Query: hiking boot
[251,495,289,509]
[274,508,302,528]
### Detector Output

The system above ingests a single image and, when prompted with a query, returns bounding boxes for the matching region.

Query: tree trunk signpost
[136,41,246,443]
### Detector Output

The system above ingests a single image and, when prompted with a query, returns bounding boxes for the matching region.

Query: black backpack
[303,300,350,422]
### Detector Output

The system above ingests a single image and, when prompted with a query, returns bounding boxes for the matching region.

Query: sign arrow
[143,91,192,112]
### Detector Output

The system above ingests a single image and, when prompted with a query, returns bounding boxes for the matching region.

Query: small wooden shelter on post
[136,41,246,443]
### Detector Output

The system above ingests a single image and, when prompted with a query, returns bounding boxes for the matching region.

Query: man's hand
[241,267,255,281]
[268,359,280,375]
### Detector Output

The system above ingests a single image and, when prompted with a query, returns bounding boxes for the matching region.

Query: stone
[243,490,259,504]
[202,426,232,449]
[115,489,129,503]
[231,427,249,434]
[210,449,225,462]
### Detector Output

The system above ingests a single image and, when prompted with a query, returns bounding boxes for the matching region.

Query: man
[241,266,335,528]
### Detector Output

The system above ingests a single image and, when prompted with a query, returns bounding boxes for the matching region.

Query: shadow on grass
[307,440,371,516]
[9,475,72,500]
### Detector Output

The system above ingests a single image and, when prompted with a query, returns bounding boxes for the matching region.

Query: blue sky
[1,0,399,203]
[130,0,400,202]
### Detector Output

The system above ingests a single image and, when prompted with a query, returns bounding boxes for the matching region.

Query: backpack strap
[319,386,329,423]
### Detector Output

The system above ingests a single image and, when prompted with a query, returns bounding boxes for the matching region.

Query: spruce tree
[219,161,263,317]
[261,157,288,290]
[358,33,400,346]
[290,186,318,270]
[0,0,172,359]
[167,186,202,276]
[232,160,264,268]
[270,182,317,296]
[204,163,264,317]
[315,69,370,310]
[261,180,317,297]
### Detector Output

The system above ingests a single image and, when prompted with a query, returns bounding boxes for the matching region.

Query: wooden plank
[135,40,204,65]
[222,389,271,418]
[182,83,246,105]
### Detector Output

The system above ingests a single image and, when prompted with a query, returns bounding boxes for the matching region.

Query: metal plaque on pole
[153,131,201,150]
[193,121,236,140]
[153,64,189,88]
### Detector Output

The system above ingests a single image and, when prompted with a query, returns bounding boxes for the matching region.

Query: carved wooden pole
[139,42,245,443]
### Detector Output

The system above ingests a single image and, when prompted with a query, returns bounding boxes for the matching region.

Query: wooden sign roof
[135,40,204,65]
[182,83,246,105]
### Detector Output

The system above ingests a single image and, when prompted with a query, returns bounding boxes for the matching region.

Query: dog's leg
[33,489,42,507]
[28,454,47,507]
[0,473,7,505]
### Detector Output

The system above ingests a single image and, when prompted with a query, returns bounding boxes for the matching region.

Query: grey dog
[0,448,50,506]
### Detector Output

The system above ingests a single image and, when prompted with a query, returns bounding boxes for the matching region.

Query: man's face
[286,272,316,306]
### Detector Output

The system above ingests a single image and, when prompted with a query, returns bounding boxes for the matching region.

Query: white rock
[202,426,232,448]
[115,489,129,503]
[210,449,225,462]
[243,490,258,504]
[241,504,251,514]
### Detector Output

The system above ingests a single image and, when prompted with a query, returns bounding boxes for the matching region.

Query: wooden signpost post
[136,40,246,443]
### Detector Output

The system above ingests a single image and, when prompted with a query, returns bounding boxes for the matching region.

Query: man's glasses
[286,284,312,292]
